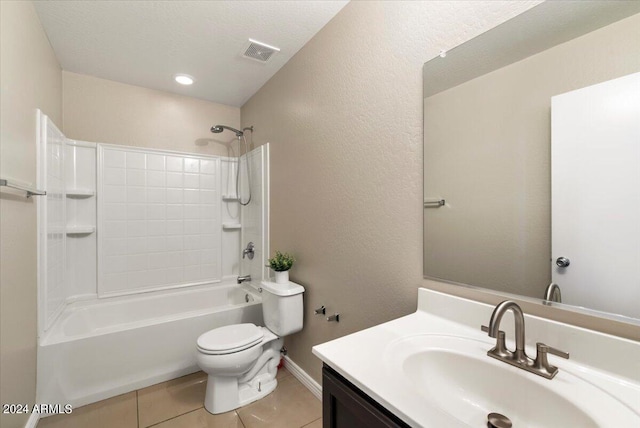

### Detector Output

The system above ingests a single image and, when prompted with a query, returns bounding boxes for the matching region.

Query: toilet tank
[260,281,305,336]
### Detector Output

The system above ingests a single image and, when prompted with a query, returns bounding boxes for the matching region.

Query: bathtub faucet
[237,275,251,284]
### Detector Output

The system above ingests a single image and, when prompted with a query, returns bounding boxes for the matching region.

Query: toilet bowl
[196,281,304,414]
[196,323,282,414]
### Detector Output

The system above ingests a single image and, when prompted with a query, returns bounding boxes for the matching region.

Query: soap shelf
[222,223,242,230]
[66,226,96,235]
[66,189,95,198]
[222,195,239,202]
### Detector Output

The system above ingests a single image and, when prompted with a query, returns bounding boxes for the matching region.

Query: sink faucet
[237,275,251,284]
[544,282,562,303]
[487,300,529,364]
[482,300,569,379]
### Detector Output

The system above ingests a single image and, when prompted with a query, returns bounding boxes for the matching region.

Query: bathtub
[37,282,263,409]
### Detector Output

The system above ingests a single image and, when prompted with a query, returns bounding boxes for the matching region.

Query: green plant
[267,251,295,272]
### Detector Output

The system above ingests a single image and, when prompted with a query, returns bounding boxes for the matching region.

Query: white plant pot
[274,271,289,284]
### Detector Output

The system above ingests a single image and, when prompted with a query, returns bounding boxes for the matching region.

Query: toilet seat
[197,323,264,355]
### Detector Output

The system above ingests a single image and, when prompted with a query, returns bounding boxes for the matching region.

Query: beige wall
[0,2,62,428]
[63,71,240,156]
[424,14,640,300]
[241,0,544,383]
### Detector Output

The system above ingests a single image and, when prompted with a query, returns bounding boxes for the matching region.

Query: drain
[487,412,512,428]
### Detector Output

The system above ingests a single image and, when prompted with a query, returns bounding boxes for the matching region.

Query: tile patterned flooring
[37,368,322,428]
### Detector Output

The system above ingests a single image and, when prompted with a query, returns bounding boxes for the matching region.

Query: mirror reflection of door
[551,72,640,319]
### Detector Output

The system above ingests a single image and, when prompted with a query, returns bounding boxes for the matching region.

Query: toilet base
[203,337,283,414]
[238,372,278,407]
[204,372,279,414]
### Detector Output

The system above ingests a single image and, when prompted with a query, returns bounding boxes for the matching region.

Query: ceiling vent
[243,39,280,63]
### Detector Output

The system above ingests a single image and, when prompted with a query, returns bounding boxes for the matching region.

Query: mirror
[423,1,640,323]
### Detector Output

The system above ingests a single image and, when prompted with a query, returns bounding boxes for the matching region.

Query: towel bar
[424,199,445,208]
[0,178,46,198]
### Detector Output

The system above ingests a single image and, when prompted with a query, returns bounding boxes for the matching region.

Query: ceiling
[34,1,349,107]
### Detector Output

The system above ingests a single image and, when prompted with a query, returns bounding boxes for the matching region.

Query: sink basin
[384,335,640,427]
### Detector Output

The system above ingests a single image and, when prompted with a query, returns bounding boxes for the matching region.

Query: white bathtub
[37,282,263,409]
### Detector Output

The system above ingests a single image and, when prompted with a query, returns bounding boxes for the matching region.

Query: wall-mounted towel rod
[424,199,445,208]
[0,178,46,198]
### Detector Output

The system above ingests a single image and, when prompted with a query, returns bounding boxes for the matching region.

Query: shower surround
[35,112,270,410]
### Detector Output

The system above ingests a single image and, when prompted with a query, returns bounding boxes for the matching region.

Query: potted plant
[267,251,295,284]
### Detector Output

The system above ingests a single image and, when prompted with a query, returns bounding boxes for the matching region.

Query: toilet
[196,280,305,414]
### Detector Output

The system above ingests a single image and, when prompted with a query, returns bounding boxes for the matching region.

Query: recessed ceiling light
[174,74,194,85]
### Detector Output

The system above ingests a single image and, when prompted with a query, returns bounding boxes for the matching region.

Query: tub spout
[237,275,251,284]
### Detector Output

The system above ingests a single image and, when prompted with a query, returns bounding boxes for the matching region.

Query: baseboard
[282,355,322,400]
[25,411,40,428]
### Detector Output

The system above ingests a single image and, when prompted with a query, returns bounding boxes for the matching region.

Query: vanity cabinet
[322,365,410,428]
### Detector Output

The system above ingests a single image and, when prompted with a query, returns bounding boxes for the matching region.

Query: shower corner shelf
[66,226,96,235]
[222,223,242,230]
[66,189,95,198]
[222,195,239,202]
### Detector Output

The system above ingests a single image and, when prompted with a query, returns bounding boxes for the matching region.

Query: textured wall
[63,71,241,156]
[0,2,63,427]
[241,1,542,382]
[424,13,640,299]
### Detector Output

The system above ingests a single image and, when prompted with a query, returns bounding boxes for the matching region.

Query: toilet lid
[197,323,264,354]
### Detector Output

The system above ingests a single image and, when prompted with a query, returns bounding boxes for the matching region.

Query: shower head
[210,125,244,137]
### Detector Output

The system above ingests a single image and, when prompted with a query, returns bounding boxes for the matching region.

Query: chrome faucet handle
[481,325,505,336]
[481,325,512,358]
[534,342,569,379]
[545,344,569,359]
[242,242,255,260]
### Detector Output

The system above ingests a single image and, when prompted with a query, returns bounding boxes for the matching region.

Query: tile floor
[37,367,322,428]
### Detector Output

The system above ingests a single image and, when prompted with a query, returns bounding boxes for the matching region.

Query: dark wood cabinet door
[322,365,410,428]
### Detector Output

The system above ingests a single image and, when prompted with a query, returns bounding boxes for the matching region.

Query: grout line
[137,373,206,427]
[300,417,322,428]
[145,407,202,428]
[144,404,204,428]
[235,410,247,428]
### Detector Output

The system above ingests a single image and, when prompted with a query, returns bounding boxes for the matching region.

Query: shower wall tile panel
[241,145,269,283]
[98,146,221,296]
[65,143,98,300]
[45,118,66,329]
[221,159,240,280]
